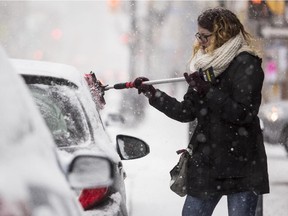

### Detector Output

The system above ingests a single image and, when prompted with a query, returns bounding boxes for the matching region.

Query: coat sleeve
[148,87,197,122]
[205,53,264,125]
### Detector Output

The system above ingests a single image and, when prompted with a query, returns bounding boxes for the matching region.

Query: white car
[12,58,150,216]
[0,46,115,215]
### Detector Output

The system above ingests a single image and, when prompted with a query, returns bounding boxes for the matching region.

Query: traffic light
[248,0,271,20]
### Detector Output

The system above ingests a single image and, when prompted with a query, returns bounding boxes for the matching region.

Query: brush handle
[104,77,186,90]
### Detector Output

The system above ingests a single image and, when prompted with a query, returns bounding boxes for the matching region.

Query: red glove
[184,72,210,96]
[133,77,156,98]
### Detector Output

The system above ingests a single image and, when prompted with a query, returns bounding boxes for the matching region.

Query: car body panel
[0,47,84,215]
[12,59,131,216]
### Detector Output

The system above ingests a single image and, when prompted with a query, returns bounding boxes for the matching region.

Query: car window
[28,84,91,147]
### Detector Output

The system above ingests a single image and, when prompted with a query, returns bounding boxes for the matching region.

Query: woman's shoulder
[229,51,264,79]
[234,51,262,64]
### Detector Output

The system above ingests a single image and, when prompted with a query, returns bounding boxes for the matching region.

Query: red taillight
[78,187,109,210]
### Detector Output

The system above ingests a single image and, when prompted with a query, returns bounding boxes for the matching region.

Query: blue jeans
[182,191,259,216]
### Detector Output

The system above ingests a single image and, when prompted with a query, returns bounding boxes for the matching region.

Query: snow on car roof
[10,59,83,87]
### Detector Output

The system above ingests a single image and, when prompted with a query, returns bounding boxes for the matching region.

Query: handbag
[169,148,192,197]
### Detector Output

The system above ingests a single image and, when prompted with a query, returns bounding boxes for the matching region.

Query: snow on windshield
[28,84,91,148]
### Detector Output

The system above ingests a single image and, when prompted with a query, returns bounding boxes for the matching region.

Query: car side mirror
[116,134,150,160]
[67,154,114,189]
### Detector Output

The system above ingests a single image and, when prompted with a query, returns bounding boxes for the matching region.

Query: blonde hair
[192,7,252,56]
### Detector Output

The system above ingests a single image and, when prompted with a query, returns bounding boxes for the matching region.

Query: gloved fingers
[192,72,202,82]
[184,73,196,87]
[186,71,210,87]
[184,71,199,82]
[138,85,148,94]
[183,72,189,83]
[134,77,149,88]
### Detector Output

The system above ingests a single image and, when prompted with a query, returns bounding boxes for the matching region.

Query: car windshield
[28,84,91,147]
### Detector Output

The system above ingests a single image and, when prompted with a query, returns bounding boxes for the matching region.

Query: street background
[1,1,288,215]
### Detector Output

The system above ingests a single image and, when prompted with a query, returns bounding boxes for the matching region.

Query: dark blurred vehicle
[259,100,288,154]
[12,59,150,216]
[0,46,115,216]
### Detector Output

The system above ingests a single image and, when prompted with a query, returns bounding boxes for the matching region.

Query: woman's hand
[133,77,156,98]
[184,72,210,96]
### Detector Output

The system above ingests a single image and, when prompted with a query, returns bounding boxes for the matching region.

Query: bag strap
[176,149,187,155]
[176,146,193,156]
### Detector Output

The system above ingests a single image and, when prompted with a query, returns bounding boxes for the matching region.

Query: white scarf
[189,33,258,77]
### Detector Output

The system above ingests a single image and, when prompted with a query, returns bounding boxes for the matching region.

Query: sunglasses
[195,32,212,43]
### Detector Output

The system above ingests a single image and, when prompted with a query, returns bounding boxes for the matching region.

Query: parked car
[259,100,288,154]
[12,59,150,216]
[0,46,114,215]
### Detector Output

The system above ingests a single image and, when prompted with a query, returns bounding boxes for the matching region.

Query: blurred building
[244,0,288,103]
[0,1,129,81]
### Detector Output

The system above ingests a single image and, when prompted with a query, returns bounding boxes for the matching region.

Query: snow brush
[104,66,215,91]
[84,67,215,98]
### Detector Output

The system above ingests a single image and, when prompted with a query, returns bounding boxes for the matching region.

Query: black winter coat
[149,52,269,198]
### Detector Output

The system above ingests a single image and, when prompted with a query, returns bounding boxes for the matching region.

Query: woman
[133,7,269,216]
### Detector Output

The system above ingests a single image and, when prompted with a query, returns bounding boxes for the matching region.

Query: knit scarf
[189,33,258,77]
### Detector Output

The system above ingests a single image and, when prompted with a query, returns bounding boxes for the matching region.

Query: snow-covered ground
[103,87,288,216]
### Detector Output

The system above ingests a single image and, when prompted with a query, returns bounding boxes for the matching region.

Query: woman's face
[195,26,212,49]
